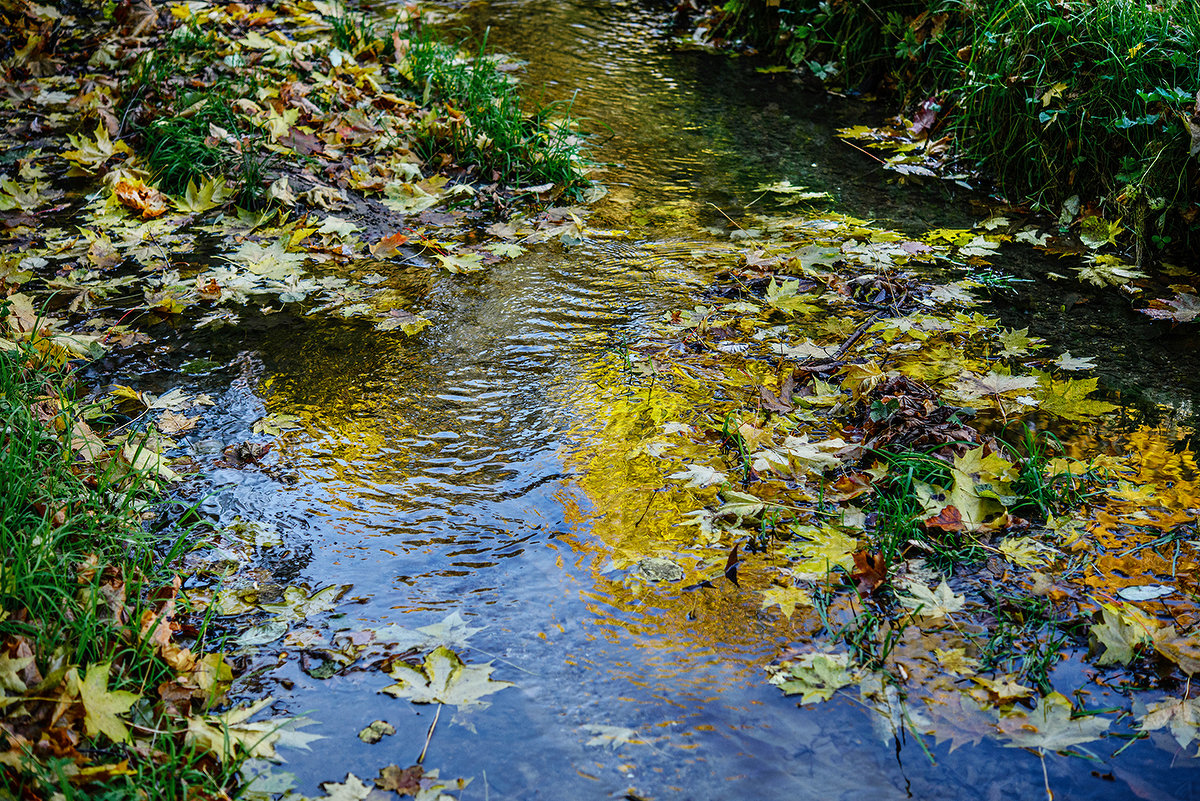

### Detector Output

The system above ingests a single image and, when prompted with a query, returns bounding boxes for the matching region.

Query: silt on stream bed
[51,0,1200,799]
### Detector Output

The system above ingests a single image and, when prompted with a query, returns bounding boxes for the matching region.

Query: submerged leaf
[765,653,856,703]
[998,693,1110,751]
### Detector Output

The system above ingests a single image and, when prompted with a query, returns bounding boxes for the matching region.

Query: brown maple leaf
[851,550,888,595]
[376,764,424,796]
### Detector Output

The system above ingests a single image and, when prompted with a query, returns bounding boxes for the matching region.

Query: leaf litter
[562,198,1200,794]
[3,0,1199,794]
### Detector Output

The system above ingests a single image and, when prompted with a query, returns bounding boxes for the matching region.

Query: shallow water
[145,1,1200,798]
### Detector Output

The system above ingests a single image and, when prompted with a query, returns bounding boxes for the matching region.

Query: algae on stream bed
[4,0,1200,799]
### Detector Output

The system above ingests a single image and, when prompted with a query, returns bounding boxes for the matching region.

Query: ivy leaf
[381,646,513,708]
[76,662,139,744]
[998,692,1110,751]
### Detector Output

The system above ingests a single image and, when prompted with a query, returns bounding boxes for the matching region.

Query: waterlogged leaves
[1089,602,1157,665]
[783,523,857,574]
[765,653,856,703]
[381,646,513,708]
[668,463,727,488]
[1034,371,1118,420]
[898,580,965,619]
[1142,292,1200,323]
[998,693,1110,751]
[433,252,485,274]
[582,724,640,749]
[372,612,482,651]
[998,537,1053,569]
[357,719,395,744]
[175,176,235,213]
[1138,696,1200,750]
[60,123,132,173]
[186,698,282,761]
[259,584,350,622]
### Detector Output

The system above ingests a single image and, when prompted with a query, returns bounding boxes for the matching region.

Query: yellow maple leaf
[761,586,813,619]
[75,662,139,744]
[61,123,132,174]
[1034,371,1117,421]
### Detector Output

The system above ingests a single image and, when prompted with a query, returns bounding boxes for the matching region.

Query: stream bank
[4,0,1200,799]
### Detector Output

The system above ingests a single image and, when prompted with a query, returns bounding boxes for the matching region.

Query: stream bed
[134,1,1200,798]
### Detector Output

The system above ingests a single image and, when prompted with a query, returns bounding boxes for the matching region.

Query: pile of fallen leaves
[566,204,1200,792]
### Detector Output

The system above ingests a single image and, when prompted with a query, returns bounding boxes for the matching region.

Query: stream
[137,0,1200,797]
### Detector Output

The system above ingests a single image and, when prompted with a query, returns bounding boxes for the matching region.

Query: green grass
[0,344,243,799]
[398,26,587,189]
[141,89,269,206]
[707,0,1200,259]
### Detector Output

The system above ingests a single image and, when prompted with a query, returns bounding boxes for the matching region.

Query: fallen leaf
[381,646,513,708]
[998,692,1110,751]
[77,662,139,744]
[357,720,395,744]
[761,586,813,619]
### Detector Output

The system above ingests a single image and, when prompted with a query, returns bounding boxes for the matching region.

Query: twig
[840,137,886,165]
[417,703,441,765]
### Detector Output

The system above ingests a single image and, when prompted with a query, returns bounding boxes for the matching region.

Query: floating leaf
[582,724,640,749]
[761,586,813,619]
[372,612,482,651]
[381,646,513,708]
[898,580,965,619]
[357,720,395,744]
